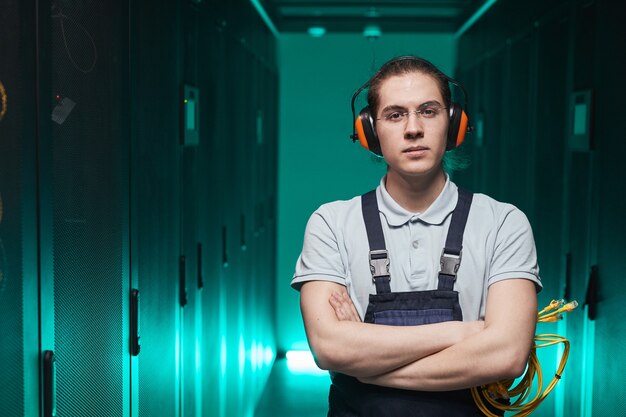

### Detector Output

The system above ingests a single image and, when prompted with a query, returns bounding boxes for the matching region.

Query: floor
[254,358,330,417]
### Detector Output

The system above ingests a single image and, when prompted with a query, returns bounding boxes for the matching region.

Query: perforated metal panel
[130,1,180,416]
[0,1,35,415]
[1,1,279,416]
[49,0,129,415]
[198,18,226,417]
[0,146,26,417]
[501,34,534,216]
[180,4,201,417]
[593,1,626,415]
[0,14,25,413]
[454,2,616,417]
[479,50,506,200]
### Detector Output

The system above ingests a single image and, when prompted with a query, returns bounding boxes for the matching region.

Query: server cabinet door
[532,16,570,417]
[179,2,203,416]
[0,1,40,415]
[40,1,131,415]
[130,0,181,416]
[198,19,226,417]
[480,50,506,200]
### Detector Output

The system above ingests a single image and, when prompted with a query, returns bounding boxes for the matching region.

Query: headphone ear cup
[447,102,469,150]
[355,106,382,156]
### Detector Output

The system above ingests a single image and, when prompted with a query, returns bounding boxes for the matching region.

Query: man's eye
[421,108,438,117]
[387,112,404,120]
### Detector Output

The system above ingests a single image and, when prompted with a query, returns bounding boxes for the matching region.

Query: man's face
[375,71,449,180]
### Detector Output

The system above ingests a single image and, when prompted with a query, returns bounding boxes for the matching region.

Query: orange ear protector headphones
[350,56,472,156]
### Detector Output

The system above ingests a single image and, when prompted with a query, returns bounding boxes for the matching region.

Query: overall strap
[438,188,474,291]
[361,190,391,294]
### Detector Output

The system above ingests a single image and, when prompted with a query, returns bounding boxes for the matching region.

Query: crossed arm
[300,278,537,391]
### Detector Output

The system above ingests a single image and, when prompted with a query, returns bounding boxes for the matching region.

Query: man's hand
[354,279,537,391]
[329,290,361,322]
[329,289,484,336]
[300,280,481,377]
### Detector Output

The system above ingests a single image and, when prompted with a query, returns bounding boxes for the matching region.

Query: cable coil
[471,299,578,416]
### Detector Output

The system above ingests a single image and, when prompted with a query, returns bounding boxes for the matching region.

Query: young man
[291,56,541,416]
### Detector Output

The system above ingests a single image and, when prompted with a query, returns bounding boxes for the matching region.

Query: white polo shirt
[292,176,542,321]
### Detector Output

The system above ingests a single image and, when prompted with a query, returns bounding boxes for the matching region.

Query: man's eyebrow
[380,100,444,113]
[418,100,444,108]
[380,104,406,113]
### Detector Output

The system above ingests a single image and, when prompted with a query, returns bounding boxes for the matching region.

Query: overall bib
[328,189,501,417]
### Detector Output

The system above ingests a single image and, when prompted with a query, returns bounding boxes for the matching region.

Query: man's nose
[404,111,424,137]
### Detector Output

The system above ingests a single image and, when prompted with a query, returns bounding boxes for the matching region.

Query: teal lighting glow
[238,335,246,378]
[195,337,201,373]
[175,330,180,376]
[264,346,274,366]
[455,0,499,38]
[554,316,567,417]
[291,340,312,351]
[195,337,202,414]
[185,99,196,131]
[362,25,382,39]
[258,343,266,368]
[286,350,328,375]
[308,26,326,37]
[574,103,588,135]
[220,335,227,377]
[580,306,596,417]
[250,0,280,38]
[251,340,258,371]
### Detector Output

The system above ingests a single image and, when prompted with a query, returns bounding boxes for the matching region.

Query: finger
[330,291,345,309]
[341,291,361,321]
[329,293,347,320]
[349,302,360,321]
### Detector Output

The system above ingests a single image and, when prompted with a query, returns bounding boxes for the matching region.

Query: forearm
[360,279,538,391]
[310,318,475,378]
[359,325,533,390]
[301,281,480,378]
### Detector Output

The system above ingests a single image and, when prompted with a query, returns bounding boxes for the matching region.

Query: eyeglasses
[376,106,447,124]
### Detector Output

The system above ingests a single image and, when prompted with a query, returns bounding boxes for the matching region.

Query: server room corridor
[1,0,625,416]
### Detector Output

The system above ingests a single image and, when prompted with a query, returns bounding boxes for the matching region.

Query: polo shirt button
[412,240,419,249]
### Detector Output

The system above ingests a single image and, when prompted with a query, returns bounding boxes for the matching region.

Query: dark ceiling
[261,0,486,34]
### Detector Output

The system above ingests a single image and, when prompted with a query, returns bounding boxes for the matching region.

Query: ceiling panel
[261,0,485,33]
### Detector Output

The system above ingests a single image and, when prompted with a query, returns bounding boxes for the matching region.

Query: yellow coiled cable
[471,299,578,416]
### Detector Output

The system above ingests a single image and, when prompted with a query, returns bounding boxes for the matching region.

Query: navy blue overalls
[328,188,502,417]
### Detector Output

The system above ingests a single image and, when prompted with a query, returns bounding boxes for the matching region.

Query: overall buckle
[440,250,462,277]
[369,250,390,282]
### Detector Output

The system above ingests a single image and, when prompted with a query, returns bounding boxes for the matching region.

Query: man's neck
[384,168,447,213]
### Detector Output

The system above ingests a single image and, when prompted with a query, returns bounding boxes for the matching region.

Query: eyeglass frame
[375,105,449,124]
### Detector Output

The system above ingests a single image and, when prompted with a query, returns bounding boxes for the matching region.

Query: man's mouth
[403,146,429,153]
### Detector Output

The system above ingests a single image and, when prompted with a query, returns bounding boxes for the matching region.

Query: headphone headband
[350,56,472,153]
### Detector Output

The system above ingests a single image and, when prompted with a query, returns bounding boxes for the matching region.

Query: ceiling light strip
[454,0,498,38]
[250,0,280,38]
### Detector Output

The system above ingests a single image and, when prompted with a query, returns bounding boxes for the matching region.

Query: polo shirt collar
[376,174,458,226]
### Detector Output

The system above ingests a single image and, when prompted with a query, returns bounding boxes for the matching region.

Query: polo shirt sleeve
[291,207,347,291]
[488,205,542,292]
